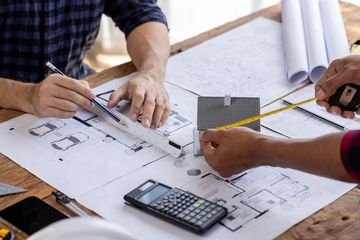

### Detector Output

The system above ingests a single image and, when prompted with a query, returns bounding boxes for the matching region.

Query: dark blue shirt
[0,1,167,83]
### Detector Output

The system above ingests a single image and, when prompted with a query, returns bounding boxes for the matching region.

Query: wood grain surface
[1,2,359,239]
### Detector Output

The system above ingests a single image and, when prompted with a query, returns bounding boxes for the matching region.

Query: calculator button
[194,209,201,214]
[193,200,203,208]
[177,213,186,219]
[195,215,202,220]
[209,204,216,209]
[211,210,218,215]
[183,210,190,215]
[204,208,211,213]
[204,202,210,207]
[205,213,213,218]
[199,205,206,210]
[215,207,223,211]
[189,218,197,224]
[195,220,204,227]
[189,212,196,217]
[188,206,195,211]
[201,216,209,222]
[184,216,191,222]
[199,211,207,217]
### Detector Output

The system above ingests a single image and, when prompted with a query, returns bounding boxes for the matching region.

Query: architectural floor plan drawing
[182,168,312,232]
[78,144,355,240]
[0,77,197,198]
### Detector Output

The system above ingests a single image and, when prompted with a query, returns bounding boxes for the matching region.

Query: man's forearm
[126,22,170,80]
[261,132,353,182]
[0,78,34,112]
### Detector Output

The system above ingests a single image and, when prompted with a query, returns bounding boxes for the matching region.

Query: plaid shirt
[341,130,360,182]
[0,1,166,83]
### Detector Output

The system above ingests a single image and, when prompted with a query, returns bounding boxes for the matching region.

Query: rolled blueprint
[319,0,349,63]
[300,0,328,82]
[282,0,348,83]
[281,0,308,83]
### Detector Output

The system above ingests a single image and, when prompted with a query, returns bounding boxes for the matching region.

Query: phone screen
[0,196,68,235]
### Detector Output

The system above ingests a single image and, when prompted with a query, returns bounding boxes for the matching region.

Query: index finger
[200,130,224,144]
[54,75,95,99]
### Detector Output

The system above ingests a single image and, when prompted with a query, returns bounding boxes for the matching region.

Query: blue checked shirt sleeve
[104,0,167,39]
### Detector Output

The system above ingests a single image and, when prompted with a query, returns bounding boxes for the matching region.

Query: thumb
[200,130,220,143]
[316,70,351,100]
[200,140,216,158]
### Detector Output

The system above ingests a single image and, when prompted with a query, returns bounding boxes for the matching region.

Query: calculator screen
[138,185,170,204]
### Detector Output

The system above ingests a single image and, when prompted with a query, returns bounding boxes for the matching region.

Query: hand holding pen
[27,63,95,118]
[46,62,120,122]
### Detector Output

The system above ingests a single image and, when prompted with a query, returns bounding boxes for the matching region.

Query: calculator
[124,180,227,234]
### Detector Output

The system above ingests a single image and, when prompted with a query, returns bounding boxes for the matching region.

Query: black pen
[46,62,120,123]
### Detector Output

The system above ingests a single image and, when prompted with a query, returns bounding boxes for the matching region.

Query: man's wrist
[138,64,166,83]
[12,81,36,114]
[0,79,35,113]
[257,136,289,167]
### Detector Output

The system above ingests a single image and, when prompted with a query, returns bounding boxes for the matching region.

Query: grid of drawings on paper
[77,144,353,240]
[0,79,197,198]
[182,168,312,232]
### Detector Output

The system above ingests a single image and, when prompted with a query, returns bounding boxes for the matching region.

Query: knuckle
[133,92,144,100]
[144,98,155,106]
[131,105,141,113]
[156,102,165,111]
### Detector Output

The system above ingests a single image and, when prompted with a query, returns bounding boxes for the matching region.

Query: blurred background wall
[85,0,360,72]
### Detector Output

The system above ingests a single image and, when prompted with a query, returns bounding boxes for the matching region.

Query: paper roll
[319,0,349,63]
[281,0,309,83]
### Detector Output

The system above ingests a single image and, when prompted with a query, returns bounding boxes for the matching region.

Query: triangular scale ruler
[0,182,26,196]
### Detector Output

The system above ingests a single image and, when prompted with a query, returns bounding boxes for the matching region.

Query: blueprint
[78,145,355,240]
[0,76,197,198]
[166,17,304,106]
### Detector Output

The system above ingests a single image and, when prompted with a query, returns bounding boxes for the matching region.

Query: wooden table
[1,2,360,239]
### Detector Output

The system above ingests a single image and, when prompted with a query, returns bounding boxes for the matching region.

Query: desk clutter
[0,1,359,239]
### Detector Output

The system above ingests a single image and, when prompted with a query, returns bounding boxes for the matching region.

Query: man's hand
[107,71,170,129]
[200,127,269,178]
[316,55,360,118]
[29,74,95,118]
[112,21,170,129]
